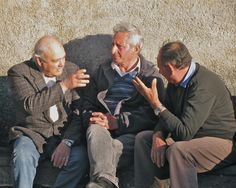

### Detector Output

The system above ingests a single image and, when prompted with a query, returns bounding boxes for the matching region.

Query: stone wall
[0,0,235,186]
[0,0,235,92]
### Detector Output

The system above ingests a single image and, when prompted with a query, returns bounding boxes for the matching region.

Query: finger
[53,156,60,167]
[76,69,87,74]
[134,77,147,89]
[151,78,158,96]
[90,117,108,129]
[151,147,157,164]
[92,112,106,119]
[91,112,102,117]
[58,158,65,168]
[55,156,66,168]
[76,74,90,79]
[132,79,139,87]
[51,152,55,162]
[64,156,69,166]
[160,151,165,167]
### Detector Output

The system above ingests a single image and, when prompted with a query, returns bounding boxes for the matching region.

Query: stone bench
[1,74,236,188]
[1,35,236,187]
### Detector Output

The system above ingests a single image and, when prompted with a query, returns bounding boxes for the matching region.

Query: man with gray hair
[8,35,90,188]
[82,23,165,188]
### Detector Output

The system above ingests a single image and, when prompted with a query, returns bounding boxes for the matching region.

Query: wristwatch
[154,105,164,116]
[62,139,73,147]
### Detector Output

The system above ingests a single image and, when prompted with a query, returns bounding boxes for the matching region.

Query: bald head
[33,35,64,60]
[33,35,66,77]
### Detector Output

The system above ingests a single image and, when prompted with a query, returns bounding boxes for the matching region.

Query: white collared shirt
[111,57,141,77]
[43,75,59,122]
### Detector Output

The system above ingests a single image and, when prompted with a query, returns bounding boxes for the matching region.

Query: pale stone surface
[0,1,236,187]
[0,0,235,92]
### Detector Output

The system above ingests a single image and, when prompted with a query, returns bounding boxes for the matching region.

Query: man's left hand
[51,142,71,168]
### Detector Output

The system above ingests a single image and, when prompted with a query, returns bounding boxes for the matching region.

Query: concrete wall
[0,0,235,93]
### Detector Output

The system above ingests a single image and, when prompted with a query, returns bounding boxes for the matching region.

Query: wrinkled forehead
[113,32,129,43]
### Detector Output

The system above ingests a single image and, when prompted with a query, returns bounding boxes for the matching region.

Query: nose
[58,58,65,67]
[112,45,117,54]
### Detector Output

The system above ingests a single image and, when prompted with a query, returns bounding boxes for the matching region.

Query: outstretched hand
[60,69,90,91]
[133,77,161,109]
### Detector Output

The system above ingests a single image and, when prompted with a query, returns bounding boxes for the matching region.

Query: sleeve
[63,89,84,142]
[154,84,215,141]
[81,74,100,129]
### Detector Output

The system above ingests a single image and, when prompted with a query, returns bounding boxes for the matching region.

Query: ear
[132,45,141,54]
[35,56,43,68]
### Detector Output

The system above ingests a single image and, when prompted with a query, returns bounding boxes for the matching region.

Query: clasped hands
[89,112,118,130]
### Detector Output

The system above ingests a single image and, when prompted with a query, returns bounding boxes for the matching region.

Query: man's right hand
[151,132,167,168]
[60,69,90,91]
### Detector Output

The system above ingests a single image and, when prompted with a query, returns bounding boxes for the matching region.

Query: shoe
[86,177,115,188]
[86,182,103,188]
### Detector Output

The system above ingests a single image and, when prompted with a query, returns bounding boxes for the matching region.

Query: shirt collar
[111,57,141,77]
[179,61,196,88]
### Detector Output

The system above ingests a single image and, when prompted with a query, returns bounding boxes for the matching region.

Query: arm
[155,86,215,141]
[52,89,84,168]
[114,76,165,135]
[8,65,90,115]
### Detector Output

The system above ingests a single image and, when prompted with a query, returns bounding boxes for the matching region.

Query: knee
[86,124,109,140]
[13,137,39,166]
[166,142,186,159]
[135,131,153,157]
[135,131,152,148]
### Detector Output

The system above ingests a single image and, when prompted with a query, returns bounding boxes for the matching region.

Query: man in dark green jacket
[133,41,236,188]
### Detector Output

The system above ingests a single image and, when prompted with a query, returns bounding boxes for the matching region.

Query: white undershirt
[43,75,59,122]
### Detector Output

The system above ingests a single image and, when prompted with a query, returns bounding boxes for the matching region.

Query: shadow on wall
[64,34,113,75]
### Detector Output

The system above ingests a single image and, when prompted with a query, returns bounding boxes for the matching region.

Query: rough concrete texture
[0,0,235,92]
[0,0,235,187]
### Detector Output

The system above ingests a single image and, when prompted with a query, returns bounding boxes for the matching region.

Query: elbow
[173,128,194,141]
[23,99,38,115]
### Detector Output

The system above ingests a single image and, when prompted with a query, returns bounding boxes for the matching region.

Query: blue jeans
[12,135,89,188]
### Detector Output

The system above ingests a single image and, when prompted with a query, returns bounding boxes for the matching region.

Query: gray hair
[113,22,143,48]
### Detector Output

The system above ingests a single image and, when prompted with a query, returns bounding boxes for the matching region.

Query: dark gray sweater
[155,63,236,141]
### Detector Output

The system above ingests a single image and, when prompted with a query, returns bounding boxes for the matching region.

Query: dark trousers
[135,130,236,188]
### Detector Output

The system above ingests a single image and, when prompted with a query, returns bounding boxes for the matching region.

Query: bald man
[8,36,90,188]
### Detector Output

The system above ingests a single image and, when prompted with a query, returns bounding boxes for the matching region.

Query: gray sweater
[155,63,236,141]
